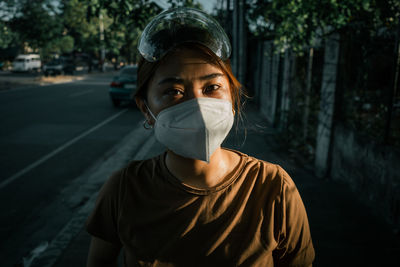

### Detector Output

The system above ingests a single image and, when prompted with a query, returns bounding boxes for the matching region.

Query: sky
[155,0,219,14]
[198,0,219,13]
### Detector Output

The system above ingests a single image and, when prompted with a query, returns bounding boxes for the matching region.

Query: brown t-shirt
[86,149,314,266]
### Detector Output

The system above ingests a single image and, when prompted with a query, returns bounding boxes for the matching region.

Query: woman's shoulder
[102,154,163,192]
[253,156,294,187]
[229,149,296,191]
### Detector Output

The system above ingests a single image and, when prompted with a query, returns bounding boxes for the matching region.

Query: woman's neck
[165,148,239,189]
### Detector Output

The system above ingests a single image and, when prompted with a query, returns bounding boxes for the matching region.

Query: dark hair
[135,43,246,115]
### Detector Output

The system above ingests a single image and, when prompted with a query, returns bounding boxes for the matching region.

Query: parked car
[43,58,75,76]
[109,65,138,107]
[12,54,41,72]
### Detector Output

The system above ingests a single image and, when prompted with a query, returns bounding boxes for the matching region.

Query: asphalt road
[0,72,143,266]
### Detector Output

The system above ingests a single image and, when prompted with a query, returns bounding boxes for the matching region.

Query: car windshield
[120,67,137,77]
[15,59,26,62]
[47,59,62,65]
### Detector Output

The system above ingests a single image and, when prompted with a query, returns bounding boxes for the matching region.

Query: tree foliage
[7,0,63,51]
[62,0,105,58]
[167,0,202,10]
[83,0,163,62]
[0,0,207,61]
[82,0,202,62]
[0,21,18,49]
[247,0,400,53]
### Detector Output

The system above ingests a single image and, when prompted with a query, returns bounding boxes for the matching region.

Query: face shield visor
[138,7,231,62]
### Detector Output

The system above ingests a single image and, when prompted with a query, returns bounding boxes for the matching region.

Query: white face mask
[146,98,234,162]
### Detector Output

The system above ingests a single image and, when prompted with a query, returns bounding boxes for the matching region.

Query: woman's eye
[204,84,221,93]
[165,88,184,96]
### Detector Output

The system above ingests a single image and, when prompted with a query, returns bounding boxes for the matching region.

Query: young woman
[86,8,314,267]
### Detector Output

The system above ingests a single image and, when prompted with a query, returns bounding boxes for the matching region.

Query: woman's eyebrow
[157,73,224,85]
[158,77,184,85]
[198,73,224,80]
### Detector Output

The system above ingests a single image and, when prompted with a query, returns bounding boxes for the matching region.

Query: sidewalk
[0,69,117,91]
[48,104,400,267]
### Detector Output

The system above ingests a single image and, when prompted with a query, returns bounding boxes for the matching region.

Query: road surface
[0,72,144,266]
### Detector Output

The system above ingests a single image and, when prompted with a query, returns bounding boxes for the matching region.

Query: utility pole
[315,33,340,178]
[232,0,246,83]
[238,0,245,83]
[225,0,230,34]
[303,47,314,142]
[99,13,105,72]
[232,0,238,75]
[384,16,400,144]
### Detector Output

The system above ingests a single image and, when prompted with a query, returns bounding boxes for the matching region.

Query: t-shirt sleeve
[85,170,123,246]
[273,166,315,267]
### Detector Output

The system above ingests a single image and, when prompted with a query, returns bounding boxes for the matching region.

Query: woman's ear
[135,96,146,115]
[135,96,154,125]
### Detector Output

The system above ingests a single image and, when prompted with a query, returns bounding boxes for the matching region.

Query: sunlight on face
[146,47,232,116]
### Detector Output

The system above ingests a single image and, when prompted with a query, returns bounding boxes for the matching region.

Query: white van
[12,54,41,72]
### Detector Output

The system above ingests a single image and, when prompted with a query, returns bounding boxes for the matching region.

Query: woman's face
[142,47,232,120]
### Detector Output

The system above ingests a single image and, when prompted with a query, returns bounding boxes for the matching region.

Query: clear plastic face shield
[138,7,231,62]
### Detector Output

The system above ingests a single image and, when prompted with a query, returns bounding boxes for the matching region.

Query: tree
[247,0,400,53]
[42,35,75,56]
[167,0,203,10]
[83,0,163,63]
[63,0,106,57]
[0,21,18,50]
[82,0,205,63]
[8,0,64,52]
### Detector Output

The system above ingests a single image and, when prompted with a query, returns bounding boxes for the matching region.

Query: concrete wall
[315,33,340,178]
[250,33,400,231]
[331,124,400,228]
[259,41,269,118]
[252,41,263,107]
[259,41,280,125]
[278,50,293,130]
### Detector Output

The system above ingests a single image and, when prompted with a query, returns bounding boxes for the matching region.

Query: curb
[0,70,116,93]
[30,122,162,267]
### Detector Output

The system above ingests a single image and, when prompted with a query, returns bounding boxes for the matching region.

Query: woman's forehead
[153,48,224,79]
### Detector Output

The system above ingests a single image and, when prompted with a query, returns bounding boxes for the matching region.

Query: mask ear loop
[143,120,153,129]
[143,100,157,129]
